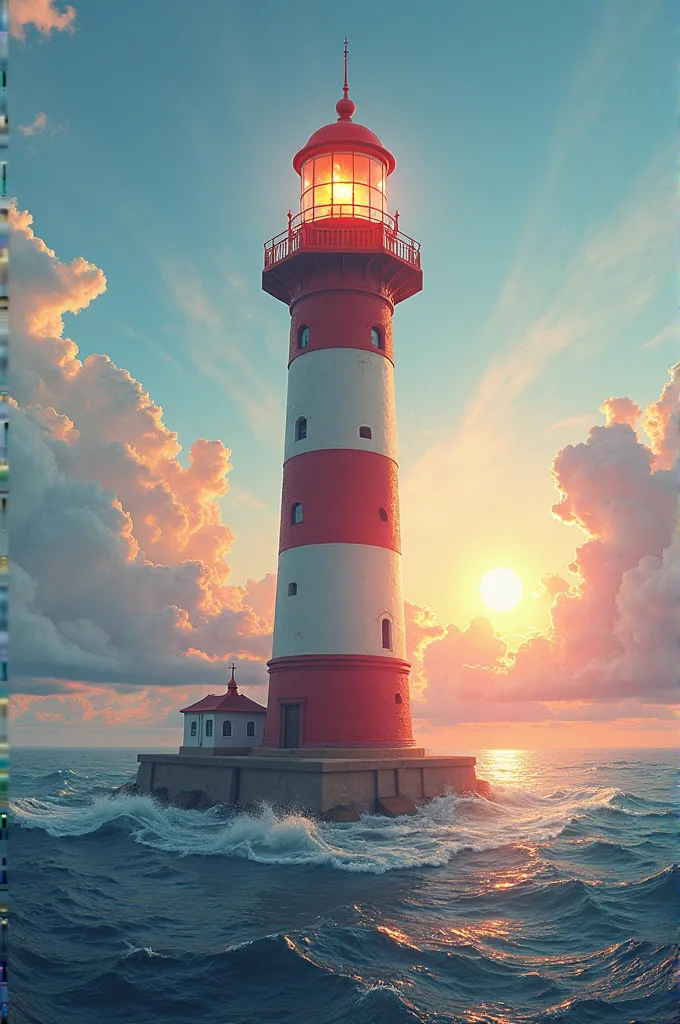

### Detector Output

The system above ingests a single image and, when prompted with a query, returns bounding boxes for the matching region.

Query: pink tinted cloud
[600,396,641,429]
[10,0,76,41]
[12,207,274,693]
[18,112,48,137]
[640,361,679,471]
[410,365,679,721]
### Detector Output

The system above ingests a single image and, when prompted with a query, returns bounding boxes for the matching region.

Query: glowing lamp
[292,57,395,227]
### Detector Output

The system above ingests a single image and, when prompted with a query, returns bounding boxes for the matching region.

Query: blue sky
[13,0,675,627]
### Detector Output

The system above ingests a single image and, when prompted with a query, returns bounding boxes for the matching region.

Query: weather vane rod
[343,37,349,99]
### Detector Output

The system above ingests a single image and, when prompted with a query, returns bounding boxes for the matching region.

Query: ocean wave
[10,781,673,877]
[10,749,676,1024]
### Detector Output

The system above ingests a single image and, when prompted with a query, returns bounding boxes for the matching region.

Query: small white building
[179,665,267,754]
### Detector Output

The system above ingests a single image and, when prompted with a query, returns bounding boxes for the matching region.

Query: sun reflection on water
[477,749,533,788]
[439,918,520,945]
[376,924,421,951]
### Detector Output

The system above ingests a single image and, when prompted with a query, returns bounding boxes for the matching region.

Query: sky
[10,0,678,749]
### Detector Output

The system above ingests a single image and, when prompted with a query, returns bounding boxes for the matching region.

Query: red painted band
[289,288,393,366]
[263,654,414,748]
[279,448,401,553]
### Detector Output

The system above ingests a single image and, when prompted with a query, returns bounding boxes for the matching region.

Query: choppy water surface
[10,747,677,1023]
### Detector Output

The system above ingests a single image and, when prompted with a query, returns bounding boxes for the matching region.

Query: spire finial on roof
[343,37,349,100]
[336,37,356,122]
[227,663,238,694]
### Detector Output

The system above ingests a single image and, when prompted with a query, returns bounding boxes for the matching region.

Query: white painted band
[283,347,398,463]
[272,543,406,659]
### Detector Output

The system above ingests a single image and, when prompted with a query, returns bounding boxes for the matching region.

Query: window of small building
[381,618,392,650]
[378,507,388,522]
[359,426,372,439]
[291,502,303,525]
[190,721,197,736]
[223,720,232,737]
[205,719,213,737]
[288,582,298,596]
[298,325,310,349]
[295,416,307,441]
[371,326,384,349]
[246,721,256,737]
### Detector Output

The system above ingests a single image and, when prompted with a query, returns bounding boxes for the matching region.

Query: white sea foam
[121,940,169,959]
[9,782,649,874]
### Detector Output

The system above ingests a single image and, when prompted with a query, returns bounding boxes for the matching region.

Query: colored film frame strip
[0,1,7,1019]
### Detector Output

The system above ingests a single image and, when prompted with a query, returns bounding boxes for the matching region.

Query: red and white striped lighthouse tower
[261,43,423,752]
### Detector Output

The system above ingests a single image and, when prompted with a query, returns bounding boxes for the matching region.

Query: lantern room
[291,42,397,229]
[262,40,422,305]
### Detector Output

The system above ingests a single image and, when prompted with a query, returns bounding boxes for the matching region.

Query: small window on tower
[395,693,403,705]
[246,721,256,738]
[222,720,232,737]
[291,502,303,525]
[190,721,197,737]
[288,582,298,596]
[359,426,372,439]
[378,507,388,523]
[381,618,392,650]
[295,416,307,441]
[298,325,310,349]
[371,327,384,349]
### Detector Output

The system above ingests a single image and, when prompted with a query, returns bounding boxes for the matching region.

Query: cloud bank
[411,367,678,724]
[12,208,275,699]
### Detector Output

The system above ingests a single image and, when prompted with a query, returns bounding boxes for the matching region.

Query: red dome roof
[306,119,384,151]
[293,117,396,175]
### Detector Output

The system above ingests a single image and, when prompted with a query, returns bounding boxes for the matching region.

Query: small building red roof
[179,692,266,715]
[179,664,266,715]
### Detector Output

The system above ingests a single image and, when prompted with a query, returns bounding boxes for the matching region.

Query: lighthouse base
[134,751,479,816]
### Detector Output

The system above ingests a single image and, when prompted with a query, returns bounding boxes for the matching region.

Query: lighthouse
[261,44,422,753]
[135,47,480,812]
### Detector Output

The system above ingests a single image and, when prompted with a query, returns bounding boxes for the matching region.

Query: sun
[480,567,523,612]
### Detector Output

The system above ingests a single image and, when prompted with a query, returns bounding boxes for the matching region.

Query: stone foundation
[135,751,479,815]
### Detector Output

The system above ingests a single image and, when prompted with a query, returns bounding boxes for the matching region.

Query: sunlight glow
[480,568,523,611]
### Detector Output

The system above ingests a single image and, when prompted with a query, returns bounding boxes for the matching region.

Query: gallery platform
[135,750,480,816]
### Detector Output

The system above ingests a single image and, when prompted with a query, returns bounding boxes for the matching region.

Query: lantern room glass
[300,152,387,224]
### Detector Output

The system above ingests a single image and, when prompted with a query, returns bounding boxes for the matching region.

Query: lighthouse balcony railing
[264,209,421,271]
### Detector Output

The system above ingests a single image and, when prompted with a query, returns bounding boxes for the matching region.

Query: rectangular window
[354,183,369,212]
[333,153,353,182]
[354,154,370,185]
[314,155,332,184]
[369,187,384,215]
[205,719,213,737]
[381,618,392,650]
[314,183,332,208]
[190,721,197,736]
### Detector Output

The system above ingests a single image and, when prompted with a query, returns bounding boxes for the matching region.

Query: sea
[9,746,678,1024]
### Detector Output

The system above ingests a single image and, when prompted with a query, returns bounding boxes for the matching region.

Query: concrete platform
[177,746,426,758]
[135,751,479,815]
